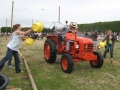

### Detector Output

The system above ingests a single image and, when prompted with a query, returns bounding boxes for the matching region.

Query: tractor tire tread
[44,39,57,63]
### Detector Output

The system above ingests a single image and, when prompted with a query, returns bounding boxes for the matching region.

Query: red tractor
[44,28,103,73]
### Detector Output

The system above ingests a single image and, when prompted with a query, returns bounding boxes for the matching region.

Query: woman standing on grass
[0,24,32,73]
[103,30,115,60]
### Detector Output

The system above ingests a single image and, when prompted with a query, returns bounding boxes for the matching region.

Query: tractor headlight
[76,44,79,49]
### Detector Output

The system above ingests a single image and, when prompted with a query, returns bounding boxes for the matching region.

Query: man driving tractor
[69,22,78,31]
[58,22,78,51]
[58,22,78,42]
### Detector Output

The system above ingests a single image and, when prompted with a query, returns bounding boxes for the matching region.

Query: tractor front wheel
[61,53,74,73]
[44,39,57,63]
[90,51,104,68]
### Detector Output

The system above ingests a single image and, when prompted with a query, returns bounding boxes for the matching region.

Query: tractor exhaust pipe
[66,40,74,51]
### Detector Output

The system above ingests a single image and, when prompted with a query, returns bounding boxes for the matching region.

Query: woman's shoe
[110,58,113,63]
[16,70,21,73]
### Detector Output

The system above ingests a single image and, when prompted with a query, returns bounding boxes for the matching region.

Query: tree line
[1,21,120,33]
[0,26,55,33]
[0,27,30,33]
[78,21,120,32]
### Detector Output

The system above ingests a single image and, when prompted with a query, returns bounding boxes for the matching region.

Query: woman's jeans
[105,46,109,52]
[8,55,21,66]
[103,44,114,58]
[0,48,21,73]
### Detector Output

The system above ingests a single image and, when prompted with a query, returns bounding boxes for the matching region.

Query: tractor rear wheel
[44,39,57,63]
[61,53,74,73]
[90,51,104,68]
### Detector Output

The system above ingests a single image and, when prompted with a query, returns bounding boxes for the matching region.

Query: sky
[0,0,120,27]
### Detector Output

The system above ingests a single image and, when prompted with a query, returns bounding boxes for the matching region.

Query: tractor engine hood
[77,37,93,44]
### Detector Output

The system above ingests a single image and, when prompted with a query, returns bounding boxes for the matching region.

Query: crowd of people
[1,30,120,42]
[78,31,120,42]
[0,32,11,37]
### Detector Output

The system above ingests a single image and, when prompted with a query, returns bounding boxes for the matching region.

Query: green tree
[78,21,120,32]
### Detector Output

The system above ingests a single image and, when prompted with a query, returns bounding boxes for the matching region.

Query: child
[0,24,32,73]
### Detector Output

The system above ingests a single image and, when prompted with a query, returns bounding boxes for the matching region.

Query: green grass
[0,37,120,90]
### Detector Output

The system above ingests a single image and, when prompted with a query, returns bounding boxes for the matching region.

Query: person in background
[39,33,41,39]
[37,32,39,40]
[116,32,119,42]
[81,32,85,37]
[0,24,32,73]
[104,30,109,53]
[91,30,98,50]
[90,31,93,39]
[103,30,115,60]
[97,32,101,41]
[100,32,104,40]
[84,31,88,38]
[114,32,117,41]
[87,32,91,38]
[0,32,1,37]
[41,33,43,39]
[37,32,41,40]
[1,32,3,37]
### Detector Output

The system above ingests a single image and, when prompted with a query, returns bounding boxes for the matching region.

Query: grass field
[0,37,120,90]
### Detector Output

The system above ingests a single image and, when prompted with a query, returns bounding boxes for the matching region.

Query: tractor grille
[84,44,93,52]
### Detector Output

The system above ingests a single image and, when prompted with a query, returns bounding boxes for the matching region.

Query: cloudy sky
[0,0,120,27]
